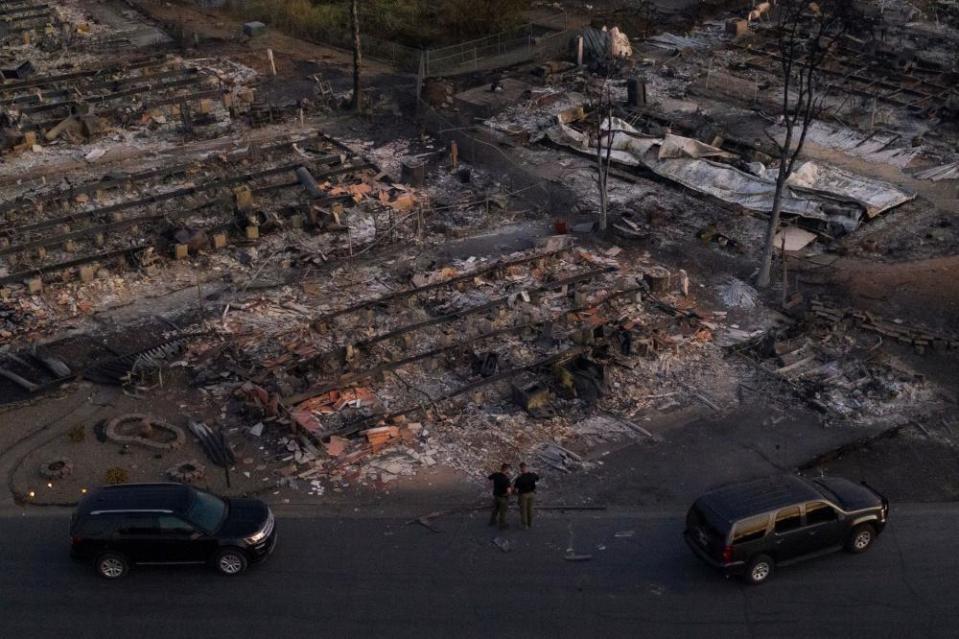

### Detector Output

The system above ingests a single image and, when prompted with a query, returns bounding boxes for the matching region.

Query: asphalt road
[1,506,957,639]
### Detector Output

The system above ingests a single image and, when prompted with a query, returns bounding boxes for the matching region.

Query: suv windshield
[812,479,842,503]
[186,489,227,533]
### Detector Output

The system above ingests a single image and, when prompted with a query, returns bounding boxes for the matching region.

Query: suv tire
[743,554,774,585]
[95,552,129,579]
[845,523,876,554]
[214,548,248,576]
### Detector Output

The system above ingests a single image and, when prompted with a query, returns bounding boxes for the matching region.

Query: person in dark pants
[513,463,539,529]
[488,463,512,529]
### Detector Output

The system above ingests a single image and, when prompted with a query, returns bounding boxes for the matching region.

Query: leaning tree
[755,0,852,288]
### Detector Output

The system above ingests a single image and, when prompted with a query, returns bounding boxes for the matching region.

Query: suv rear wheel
[744,554,774,585]
[96,552,129,579]
[214,548,248,576]
[845,523,876,554]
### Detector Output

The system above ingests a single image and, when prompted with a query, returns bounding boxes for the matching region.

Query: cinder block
[25,278,43,294]
[234,186,254,212]
[243,21,266,37]
[94,233,105,247]
[174,244,189,259]
[79,265,96,282]
[36,246,47,259]
[211,233,227,249]
[245,226,259,240]
[64,240,78,253]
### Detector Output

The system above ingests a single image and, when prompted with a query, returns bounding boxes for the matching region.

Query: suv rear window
[687,502,728,542]
[732,515,769,544]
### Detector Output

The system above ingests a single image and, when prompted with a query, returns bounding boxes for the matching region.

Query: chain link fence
[421,14,572,77]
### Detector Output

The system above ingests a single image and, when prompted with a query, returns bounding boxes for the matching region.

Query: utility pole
[351,0,362,111]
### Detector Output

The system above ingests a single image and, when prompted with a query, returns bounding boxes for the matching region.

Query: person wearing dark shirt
[487,463,512,529]
[513,463,539,529]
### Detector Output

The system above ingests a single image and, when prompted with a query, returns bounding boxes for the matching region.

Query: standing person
[513,463,539,529]
[487,463,512,529]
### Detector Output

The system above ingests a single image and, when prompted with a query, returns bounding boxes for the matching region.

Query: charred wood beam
[0,2,47,13]
[0,134,329,218]
[0,172,325,257]
[0,56,169,93]
[313,247,573,323]
[296,266,614,371]
[16,73,207,115]
[288,283,645,404]
[325,345,590,439]
[0,244,148,286]
[0,89,70,107]
[0,66,194,106]
[0,166,375,283]
[0,7,50,22]
[3,157,351,238]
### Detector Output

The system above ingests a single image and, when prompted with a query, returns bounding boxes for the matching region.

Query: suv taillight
[721,545,733,564]
[71,536,80,545]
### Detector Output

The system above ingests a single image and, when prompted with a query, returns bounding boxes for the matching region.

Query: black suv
[684,474,888,585]
[70,483,276,578]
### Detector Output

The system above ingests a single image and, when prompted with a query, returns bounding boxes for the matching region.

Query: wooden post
[781,234,788,307]
[576,36,584,66]
[267,48,277,76]
[450,141,459,170]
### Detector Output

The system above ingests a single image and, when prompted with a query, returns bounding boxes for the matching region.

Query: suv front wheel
[96,552,129,579]
[743,554,774,585]
[214,548,249,576]
[845,523,877,554]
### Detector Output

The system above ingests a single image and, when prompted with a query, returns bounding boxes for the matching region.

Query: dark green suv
[684,474,888,585]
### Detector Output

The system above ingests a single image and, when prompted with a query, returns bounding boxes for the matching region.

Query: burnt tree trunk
[757,154,790,288]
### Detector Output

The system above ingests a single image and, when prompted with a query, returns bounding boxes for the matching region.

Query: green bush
[230,0,530,48]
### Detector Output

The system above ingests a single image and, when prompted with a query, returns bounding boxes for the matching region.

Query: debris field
[1,0,957,508]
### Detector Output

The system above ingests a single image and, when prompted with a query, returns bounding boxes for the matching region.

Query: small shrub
[104,467,129,485]
[67,424,86,443]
